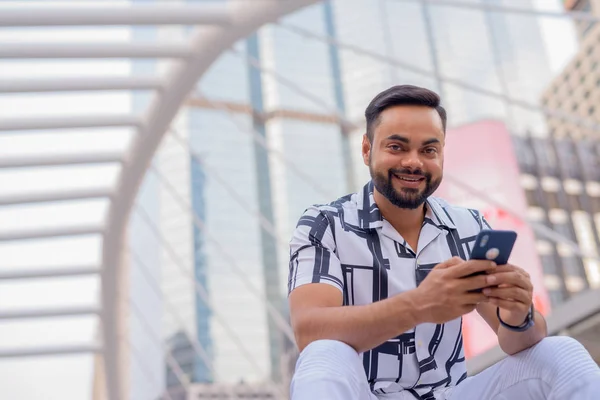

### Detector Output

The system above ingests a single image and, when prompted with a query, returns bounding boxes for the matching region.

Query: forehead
[374,105,444,141]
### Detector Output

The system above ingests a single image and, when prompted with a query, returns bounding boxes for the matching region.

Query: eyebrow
[385,134,409,143]
[422,138,441,146]
[385,135,441,146]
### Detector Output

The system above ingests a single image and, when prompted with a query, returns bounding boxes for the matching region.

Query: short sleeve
[287,206,344,296]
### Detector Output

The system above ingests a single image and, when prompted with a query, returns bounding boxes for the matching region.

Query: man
[287,85,600,399]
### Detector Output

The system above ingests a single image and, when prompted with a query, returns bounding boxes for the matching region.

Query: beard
[370,165,442,210]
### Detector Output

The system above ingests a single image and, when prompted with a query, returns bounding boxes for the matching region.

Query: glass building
[3,1,599,400]
[128,0,558,396]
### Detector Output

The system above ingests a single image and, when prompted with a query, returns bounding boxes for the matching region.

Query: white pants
[290,336,600,400]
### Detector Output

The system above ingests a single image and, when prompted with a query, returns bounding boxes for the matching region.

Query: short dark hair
[365,85,447,142]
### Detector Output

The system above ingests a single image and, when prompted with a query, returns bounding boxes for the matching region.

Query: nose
[400,151,424,171]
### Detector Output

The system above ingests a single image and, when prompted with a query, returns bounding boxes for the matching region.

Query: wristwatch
[496,304,535,332]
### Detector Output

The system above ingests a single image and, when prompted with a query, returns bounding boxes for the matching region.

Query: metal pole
[392,0,600,23]
[420,1,445,97]
[323,0,357,193]
[247,32,283,383]
[378,0,400,85]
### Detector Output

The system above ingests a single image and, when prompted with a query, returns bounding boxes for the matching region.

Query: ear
[361,134,371,166]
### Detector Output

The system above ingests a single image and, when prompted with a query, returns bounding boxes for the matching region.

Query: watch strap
[496,304,535,332]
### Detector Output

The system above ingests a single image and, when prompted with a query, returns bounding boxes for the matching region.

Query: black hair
[365,85,447,142]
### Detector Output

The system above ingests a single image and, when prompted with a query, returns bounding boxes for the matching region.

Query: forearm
[498,311,547,355]
[293,290,423,353]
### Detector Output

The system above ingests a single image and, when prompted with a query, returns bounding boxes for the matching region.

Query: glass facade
[187,107,270,383]
[4,1,596,399]
[190,156,213,383]
[142,0,563,394]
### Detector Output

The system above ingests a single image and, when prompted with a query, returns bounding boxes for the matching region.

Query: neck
[373,189,426,234]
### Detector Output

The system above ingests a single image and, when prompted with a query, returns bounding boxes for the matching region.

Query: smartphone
[470,229,517,265]
[466,229,518,292]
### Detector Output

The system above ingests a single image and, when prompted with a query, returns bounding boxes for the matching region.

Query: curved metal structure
[0,1,319,399]
[101,1,319,399]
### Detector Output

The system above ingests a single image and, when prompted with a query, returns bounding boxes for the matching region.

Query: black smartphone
[466,229,518,292]
[470,229,517,264]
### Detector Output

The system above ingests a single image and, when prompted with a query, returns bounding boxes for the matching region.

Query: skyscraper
[131,0,558,395]
[523,0,600,304]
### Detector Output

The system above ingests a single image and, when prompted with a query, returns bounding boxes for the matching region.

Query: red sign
[435,120,551,358]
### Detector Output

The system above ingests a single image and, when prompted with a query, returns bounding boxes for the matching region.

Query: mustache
[389,168,429,178]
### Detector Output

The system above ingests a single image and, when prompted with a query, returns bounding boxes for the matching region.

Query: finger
[488,267,534,293]
[435,256,464,269]
[511,265,532,282]
[482,287,530,304]
[458,274,493,292]
[448,260,496,279]
[461,292,490,305]
[493,264,531,281]
[487,265,514,274]
[487,271,532,291]
[488,298,529,312]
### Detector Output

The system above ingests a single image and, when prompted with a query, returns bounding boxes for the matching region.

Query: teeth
[398,177,420,182]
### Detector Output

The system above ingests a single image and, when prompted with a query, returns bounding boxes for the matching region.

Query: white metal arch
[100,1,320,399]
[2,1,599,399]
[107,0,600,396]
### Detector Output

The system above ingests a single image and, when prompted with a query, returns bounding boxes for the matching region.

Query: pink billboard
[435,120,551,358]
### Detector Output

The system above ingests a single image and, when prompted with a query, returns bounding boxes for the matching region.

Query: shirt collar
[356,181,384,229]
[356,181,456,230]
[424,196,456,230]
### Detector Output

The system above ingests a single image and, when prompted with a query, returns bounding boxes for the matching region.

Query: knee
[511,336,600,394]
[294,340,359,374]
[297,340,358,365]
[291,340,365,398]
[517,336,589,371]
[528,336,584,359]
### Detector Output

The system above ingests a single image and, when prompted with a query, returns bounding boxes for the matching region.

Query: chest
[334,225,475,305]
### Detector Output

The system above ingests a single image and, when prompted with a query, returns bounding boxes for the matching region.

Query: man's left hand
[482,264,533,326]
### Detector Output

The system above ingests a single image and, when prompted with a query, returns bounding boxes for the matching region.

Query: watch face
[519,304,535,331]
[528,304,535,321]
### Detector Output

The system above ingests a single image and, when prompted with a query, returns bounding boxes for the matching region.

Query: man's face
[362,105,445,210]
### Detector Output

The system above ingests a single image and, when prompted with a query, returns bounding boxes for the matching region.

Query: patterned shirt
[288,181,491,399]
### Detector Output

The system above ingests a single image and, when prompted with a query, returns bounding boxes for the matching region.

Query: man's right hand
[413,257,497,324]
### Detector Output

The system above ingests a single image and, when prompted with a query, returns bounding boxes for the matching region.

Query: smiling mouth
[394,175,425,182]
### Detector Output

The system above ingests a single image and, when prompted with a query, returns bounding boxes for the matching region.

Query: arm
[290,283,422,353]
[476,265,547,355]
[477,302,547,355]
[290,257,493,353]
[288,208,424,353]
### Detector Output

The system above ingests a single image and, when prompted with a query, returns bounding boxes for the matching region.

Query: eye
[388,144,403,151]
[423,147,438,154]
